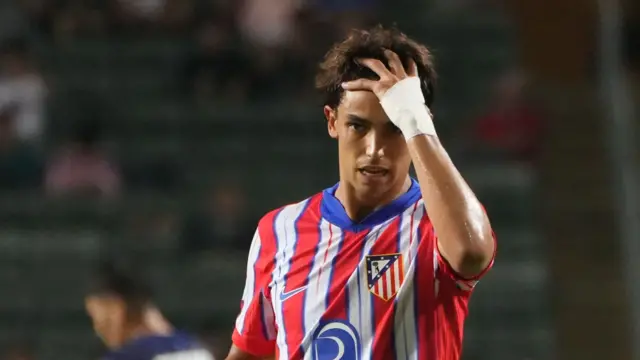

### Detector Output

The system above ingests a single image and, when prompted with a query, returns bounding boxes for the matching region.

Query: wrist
[394,105,435,140]
[380,77,437,140]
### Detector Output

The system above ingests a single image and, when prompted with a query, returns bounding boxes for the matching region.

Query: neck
[123,308,173,345]
[335,176,412,222]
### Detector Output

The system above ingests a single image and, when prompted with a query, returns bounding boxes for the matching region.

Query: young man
[85,261,215,360]
[227,26,497,360]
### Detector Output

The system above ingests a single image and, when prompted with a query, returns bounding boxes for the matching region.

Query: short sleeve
[232,223,277,357]
[434,229,497,292]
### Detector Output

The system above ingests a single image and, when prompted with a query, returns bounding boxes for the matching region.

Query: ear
[324,105,339,139]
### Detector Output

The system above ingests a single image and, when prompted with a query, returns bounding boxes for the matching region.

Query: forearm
[407,134,494,278]
[342,53,495,276]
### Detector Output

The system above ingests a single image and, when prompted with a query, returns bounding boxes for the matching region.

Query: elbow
[451,233,495,279]
[456,249,493,279]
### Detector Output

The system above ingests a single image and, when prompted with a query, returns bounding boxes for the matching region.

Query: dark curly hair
[88,259,153,317]
[316,25,437,109]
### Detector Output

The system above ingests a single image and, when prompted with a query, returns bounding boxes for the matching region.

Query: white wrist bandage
[380,77,437,140]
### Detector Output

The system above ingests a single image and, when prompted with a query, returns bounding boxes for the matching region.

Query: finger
[341,79,378,91]
[357,58,392,79]
[384,49,406,77]
[406,58,418,77]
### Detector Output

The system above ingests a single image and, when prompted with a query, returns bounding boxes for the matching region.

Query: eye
[347,122,365,132]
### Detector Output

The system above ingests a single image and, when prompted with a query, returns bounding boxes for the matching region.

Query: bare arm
[407,134,495,278]
[225,345,275,360]
[342,51,495,278]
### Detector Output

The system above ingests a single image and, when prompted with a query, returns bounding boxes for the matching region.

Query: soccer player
[227,25,497,360]
[85,261,215,360]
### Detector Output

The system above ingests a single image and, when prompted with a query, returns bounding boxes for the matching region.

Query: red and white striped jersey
[232,179,496,360]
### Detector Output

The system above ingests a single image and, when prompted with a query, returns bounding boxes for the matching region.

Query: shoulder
[256,192,323,233]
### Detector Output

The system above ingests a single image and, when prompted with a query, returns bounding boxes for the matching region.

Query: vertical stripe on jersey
[369,203,423,360]
[300,220,344,359]
[317,223,374,343]
[274,195,322,359]
[416,218,438,360]
[337,229,370,322]
[369,217,401,360]
[350,219,396,360]
[271,200,310,360]
[301,219,334,334]
[235,230,262,334]
[394,201,425,360]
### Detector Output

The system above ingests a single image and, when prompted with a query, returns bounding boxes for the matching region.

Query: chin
[355,178,393,198]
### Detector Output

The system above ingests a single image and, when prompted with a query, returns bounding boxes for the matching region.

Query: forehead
[86,294,119,308]
[338,90,389,123]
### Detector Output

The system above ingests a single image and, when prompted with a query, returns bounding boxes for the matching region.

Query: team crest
[366,254,405,301]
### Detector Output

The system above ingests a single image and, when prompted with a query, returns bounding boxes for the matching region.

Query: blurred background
[0,0,638,359]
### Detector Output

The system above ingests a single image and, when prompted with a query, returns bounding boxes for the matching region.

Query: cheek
[91,310,109,331]
[386,139,410,160]
[92,307,121,334]
[338,135,361,154]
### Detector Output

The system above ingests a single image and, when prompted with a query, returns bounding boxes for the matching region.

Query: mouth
[358,166,389,177]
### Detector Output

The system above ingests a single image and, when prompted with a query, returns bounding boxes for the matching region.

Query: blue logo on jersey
[311,320,361,360]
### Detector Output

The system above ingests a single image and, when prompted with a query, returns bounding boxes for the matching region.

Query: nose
[365,131,385,159]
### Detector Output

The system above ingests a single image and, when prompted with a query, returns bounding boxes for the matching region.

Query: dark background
[0,0,638,359]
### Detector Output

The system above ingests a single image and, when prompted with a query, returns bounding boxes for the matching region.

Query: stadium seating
[0,8,552,360]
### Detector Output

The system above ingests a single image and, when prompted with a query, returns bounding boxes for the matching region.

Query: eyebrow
[346,114,371,124]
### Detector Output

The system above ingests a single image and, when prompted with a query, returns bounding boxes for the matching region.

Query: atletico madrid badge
[366,253,405,301]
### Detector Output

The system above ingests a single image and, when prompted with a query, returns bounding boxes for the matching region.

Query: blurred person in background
[0,38,47,144]
[236,0,310,99]
[0,103,42,190]
[181,179,255,254]
[237,0,299,51]
[45,120,121,198]
[85,260,215,360]
[111,0,194,33]
[466,69,542,163]
[227,26,495,360]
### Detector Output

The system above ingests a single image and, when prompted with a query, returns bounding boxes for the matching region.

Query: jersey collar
[320,178,421,232]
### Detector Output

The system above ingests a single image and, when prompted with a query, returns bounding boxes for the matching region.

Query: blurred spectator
[0,104,42,190]
[112,0,194,32]
[467,69,543,163]
[0,39,47,144]
[181,180,254,254]
[45,121,121,198]
[237,0,300,50]
[236,0,311,100]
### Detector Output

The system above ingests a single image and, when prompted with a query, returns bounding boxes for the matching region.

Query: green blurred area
[0,3,552,360]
